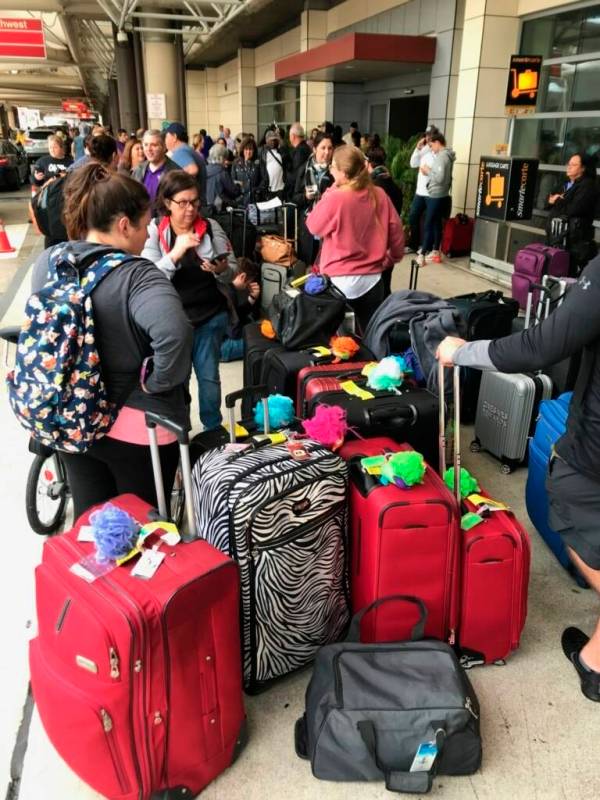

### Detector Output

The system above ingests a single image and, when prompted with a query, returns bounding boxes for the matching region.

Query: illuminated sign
[0,17,46,59]
[475,157,539,222]
[505,55,543,113]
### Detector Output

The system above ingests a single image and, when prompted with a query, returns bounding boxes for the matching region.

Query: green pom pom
[381,451,426,487]
[443,467,480,498]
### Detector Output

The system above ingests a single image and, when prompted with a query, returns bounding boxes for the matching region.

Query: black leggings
[61,436,180,520]
[346,278,385,336]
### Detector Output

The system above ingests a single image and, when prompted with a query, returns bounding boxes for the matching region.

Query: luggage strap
[357,721,446,794]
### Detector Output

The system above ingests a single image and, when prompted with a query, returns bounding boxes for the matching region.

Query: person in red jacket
[306,145,404,334]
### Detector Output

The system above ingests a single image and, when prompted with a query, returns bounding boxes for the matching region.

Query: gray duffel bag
[295,596,482,794]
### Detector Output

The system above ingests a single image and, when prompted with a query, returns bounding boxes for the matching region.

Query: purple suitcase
[511,243,570,309]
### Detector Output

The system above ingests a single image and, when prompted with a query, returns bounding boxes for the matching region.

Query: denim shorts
[546,455,600,570]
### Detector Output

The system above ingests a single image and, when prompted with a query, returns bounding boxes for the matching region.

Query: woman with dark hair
[306,145,404,334]
[231,136,267,206]
[119,138,144,173]
[142,170,237,432]
[28,163,193,518]
[546,152,599,276]
[293,132,335,263]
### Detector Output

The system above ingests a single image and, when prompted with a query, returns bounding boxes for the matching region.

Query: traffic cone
[0,220,15,253]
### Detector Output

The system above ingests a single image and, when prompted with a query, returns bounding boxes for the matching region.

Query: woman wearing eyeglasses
[142,169,237,431]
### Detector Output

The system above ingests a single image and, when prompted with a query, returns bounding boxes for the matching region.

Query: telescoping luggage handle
[145,412,197,541]
[225,384,270,443]
[438,362,461,504]
[346,595,428,643]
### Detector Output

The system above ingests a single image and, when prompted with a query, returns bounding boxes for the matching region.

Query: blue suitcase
[525,392,587,587]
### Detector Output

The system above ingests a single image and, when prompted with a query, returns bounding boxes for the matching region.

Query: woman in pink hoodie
[306,145,404,334]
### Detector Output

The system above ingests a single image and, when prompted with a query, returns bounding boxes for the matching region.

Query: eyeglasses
[168,198,200,209]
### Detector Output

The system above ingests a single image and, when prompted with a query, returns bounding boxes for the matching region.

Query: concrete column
[114,31,140,133]
[106,78,120,132]
[142,24,182,128]
[299,8,332,132]
[451,0,519,215]
[238,48,257,137]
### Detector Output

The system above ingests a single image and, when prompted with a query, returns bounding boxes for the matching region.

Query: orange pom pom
[330,335,360,361]
[260,319,276,339]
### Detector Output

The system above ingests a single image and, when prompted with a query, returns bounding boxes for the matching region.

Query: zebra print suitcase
[191,429,349,693]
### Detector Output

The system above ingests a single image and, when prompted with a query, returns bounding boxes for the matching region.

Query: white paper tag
[77,525,95,543]
[70,563,96,583]
[409,741,438,772]
[131,549,165,580]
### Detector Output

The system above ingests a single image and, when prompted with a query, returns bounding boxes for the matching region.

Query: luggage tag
[70,554,118,583]
[340,380,374,401]
[137,521,181,548]
[467,493,510,511]
[290,273,309,289]
[77,525,95,543]
[360,455,386,475]
[224,421,249,439]
[252,432,287,446]
[461,512,484,531]
[409,740,438,772]
[286,441,311,461]
[308,345,331,359]
[131,549,165,580]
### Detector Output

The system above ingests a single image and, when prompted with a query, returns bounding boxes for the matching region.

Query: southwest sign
[0,18,46,60]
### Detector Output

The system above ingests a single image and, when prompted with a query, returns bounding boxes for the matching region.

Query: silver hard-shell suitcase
[472,285,553,473]
[472,371,552,472]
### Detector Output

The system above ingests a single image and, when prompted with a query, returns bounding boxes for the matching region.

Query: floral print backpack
[7,243,133,453]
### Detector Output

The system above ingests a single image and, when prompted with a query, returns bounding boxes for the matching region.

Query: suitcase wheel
[469,439,481,453]
[500,463,512,475]
[493,659,507,666]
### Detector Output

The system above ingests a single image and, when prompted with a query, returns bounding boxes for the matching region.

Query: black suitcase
[261,342,375,401]
[447,290,519,423]
[213,207,257,259]
[304,379,439,471]
[242,322,284,416]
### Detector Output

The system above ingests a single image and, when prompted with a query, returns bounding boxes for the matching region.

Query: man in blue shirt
[164,122,207,205]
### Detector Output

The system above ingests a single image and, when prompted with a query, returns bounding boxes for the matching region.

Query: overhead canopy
[275,32,436,84]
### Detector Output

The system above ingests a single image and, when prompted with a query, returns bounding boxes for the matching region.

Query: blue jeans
[192,311,229,431]
[408,193,427,251]
[220,336,244,362]
[422,196,446,253]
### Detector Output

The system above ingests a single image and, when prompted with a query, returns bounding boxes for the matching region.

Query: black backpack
[31,175,67,242]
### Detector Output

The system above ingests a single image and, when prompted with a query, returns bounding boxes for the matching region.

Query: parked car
[23,127,55,165]
[0,140,29,189]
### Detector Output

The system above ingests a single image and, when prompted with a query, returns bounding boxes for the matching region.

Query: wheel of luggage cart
[469,438,481,453]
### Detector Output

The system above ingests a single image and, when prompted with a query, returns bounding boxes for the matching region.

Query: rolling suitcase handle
[145,412,197,540]
[409,259,420,291]
[225,384,270,441]
[229,206,248,256]
[438,362,461,503]
[281,202,299,248]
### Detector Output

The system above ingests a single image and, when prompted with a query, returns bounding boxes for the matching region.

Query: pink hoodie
[306,185,404,276]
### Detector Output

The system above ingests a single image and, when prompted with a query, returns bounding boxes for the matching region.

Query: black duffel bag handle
[346,595,428,643]
[357,721,446,794]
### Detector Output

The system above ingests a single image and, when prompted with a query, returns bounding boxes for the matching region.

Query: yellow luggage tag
[361,362,377,377]
[252,432,287,446]
[290,273,309,288]
[340,380,374,401]
[467,493,510,511]
[360,455,387,475]
[138,521,181,548]
[224,421,249,439]
[309,345,331,358]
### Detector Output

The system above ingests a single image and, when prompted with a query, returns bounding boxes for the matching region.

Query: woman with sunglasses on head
[142,170,237,432]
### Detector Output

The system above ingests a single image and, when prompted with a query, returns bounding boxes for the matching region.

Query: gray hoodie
[427,148,456,198]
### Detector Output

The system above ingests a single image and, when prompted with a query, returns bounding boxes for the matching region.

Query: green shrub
[387,134,420,223]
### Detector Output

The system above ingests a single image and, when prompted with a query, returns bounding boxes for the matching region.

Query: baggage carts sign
[476,156,539,222]
[0,18,46,60]
[505,55,542,115]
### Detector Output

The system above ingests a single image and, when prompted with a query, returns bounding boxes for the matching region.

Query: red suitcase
[441,213,474,257]
[338,429,460,645]
[29,417,246,800]
[439,363,531,666]
[296,361,370,416]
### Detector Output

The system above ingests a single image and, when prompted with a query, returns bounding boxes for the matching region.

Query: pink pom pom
[302,405,348,451]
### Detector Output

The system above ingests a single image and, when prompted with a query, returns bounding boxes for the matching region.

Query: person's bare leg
[568,547,600,671]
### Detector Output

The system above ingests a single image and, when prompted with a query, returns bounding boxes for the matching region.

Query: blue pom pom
[90,503,139,562]
[304,274,327,295]
[254,394,294,431]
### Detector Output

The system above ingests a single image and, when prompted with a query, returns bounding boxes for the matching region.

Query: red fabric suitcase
[339,436,460,644]
[457,492,531,666]
[441,214,474,257]
[296,361,370,416]
[438,363,531,666]
[29,421,246,800]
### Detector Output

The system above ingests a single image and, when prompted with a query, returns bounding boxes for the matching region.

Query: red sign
[62,99,90,114]
[0,18,46,59]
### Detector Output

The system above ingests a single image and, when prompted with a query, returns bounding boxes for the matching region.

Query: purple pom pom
[90,503,139,562]
[305,274,327,295]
